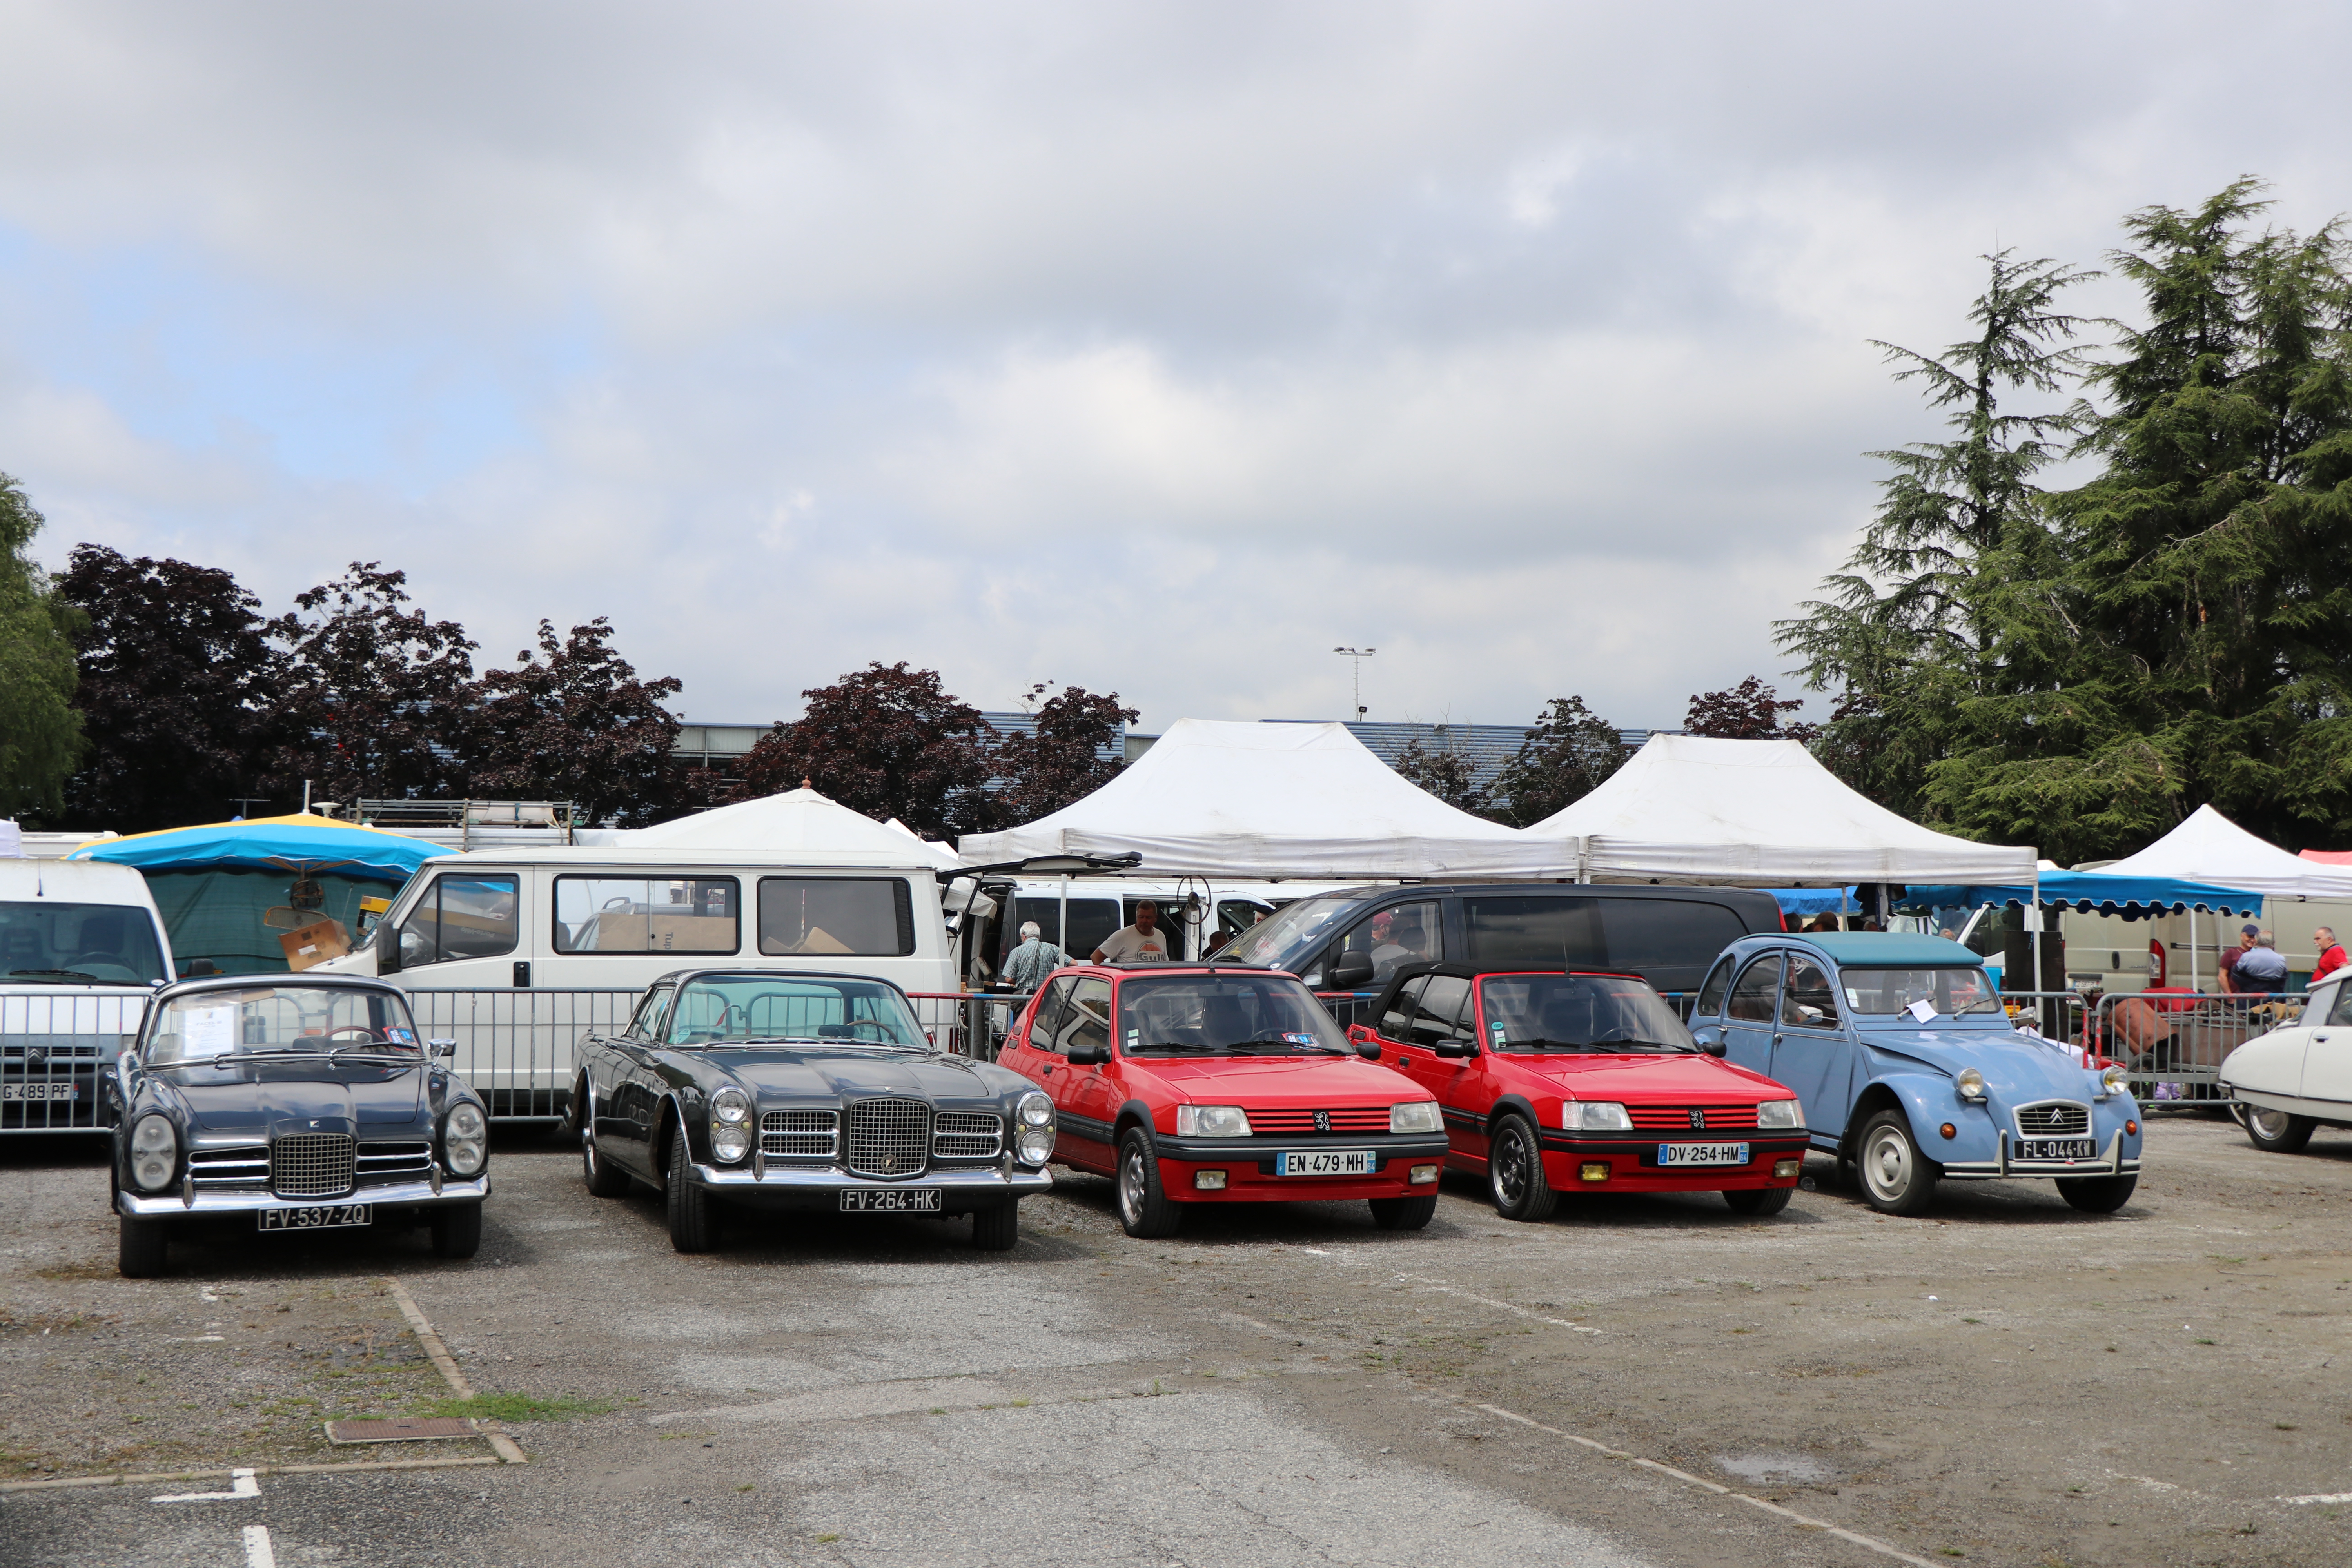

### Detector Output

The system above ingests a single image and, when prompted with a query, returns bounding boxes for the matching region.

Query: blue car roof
[1776,933,1982,966]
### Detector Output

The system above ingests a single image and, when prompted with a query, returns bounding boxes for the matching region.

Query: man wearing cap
[2221,922,2261,993]
[2312,926,2347,984]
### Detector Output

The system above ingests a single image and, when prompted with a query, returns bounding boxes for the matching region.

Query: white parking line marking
[242,1524,277,1568]
[2281,1491,2352,1505]
[1395,1274,1602,1332]
[380,1276,528,1465]
[151,1468,258,1503]
[1471,1403,1944,1568]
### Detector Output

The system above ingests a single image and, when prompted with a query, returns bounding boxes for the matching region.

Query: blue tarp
[1899,869,2263,917]
[1771,887,1859,916]
[68,813,449,882]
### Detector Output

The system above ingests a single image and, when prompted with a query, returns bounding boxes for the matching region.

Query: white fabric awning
[622,788,939,866]
[1520,735,2037,886]
[956,718,1539,879]
[2096,804,2352,901]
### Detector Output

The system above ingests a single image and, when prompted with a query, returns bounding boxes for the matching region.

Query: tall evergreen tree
[0,474,83,819]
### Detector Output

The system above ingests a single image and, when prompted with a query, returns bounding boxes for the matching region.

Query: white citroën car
[2220,973,2352,1152]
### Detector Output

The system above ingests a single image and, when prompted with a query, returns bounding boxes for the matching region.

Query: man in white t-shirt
[1093,901,1177,964]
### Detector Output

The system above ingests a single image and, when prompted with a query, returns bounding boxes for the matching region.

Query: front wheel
[1723,1185,1793,1217]
[1116,1127,1181,1239]
[2242,1104,2315,1153]
[1369,1194,1437,1231]
[118,1215,168,1278]
[1487,1112,1557,1222]
[581,1107,630,1198]
[430,1202,483,1259]
[666,1125,719,1252]
[2056,1174,2138,1214]
[1853,1110,1939,1216]
[971,1203,1019,1251]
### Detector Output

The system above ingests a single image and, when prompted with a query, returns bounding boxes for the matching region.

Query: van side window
[397,875,519,968]
[555,877,738,955]
[1597,900,1749,976]
[1727,955,1782,1023]
[1463,897,1605,969]
[1695,958,1733,1018]
[1027,976,1075,1054]
[1337,900,1443,985]
[1006,896,1121,972]
[758,878,916,956]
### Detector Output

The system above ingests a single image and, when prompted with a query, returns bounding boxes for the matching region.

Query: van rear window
[554,877,738,955]
[758,878,916,957]
[1463,896,1747,974]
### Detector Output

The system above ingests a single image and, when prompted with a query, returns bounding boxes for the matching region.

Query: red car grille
[1625,1105,1761,1131]
[1247,1107,1392,1134]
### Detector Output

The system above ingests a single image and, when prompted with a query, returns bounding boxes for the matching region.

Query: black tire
[1369,1194,1438,1230]
[581,1101,630,1198]
[430,1202,483,1259]
[1486,1112,1557,1222]
[2242,1104,2315,1154]
[1723,1185,1793,1217]
[666,1125,718,1253]
[971,1203,1020,1251]
[2056,1174,2138,1214]
[118,1215,167,1279]
[1853,1109,1939,1216]
[1115,1127,1182,1238]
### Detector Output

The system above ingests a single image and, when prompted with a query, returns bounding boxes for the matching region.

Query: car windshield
[147,987,422,1065]
[1218,894,1363,969]
[664,975,929,1049]
[1118,973,1348,1055]
[0,900,167,985]
[1840,966,2006,1018]
[1479,973,1696,1053]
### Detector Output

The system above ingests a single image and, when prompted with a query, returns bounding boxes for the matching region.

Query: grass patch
[410,1392,616,1424]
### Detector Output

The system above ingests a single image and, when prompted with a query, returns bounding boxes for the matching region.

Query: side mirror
[1354,1039,1381,1061]
[429,1039,457,1059]
[1432,1040,1473,1059]
[376,920,403,975]
[1328,952,1375,989]
[1692,1026,1727,1058]
[1067,1042,1109,1067]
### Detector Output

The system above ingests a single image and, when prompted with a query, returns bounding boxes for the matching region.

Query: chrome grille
[188,1146,269,1187]
[356,1140,434,1183]
[271,1132,356,1198]
[761,1109,839,1159]
[2014,1102,2090,1138]
[932,1111,1003,1160]
[844,1098,929,1179]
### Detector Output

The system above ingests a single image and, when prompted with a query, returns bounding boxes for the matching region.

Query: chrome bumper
[1942,1129,2138,1180]
[116,1174,490,1218]
[686,1159,1053,1195]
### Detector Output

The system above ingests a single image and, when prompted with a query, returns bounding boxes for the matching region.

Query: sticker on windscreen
[1283,1032,1317,1047]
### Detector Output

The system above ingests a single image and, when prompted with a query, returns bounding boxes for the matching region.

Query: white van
[2,859,176,1133]
[318,847,955,1115]
[958,877,1372,985]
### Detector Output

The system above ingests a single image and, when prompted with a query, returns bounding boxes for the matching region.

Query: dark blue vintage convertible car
[106,974,490,1276]
[572,969,1055,1252]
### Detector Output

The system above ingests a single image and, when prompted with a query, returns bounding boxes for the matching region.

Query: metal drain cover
[323,1417,478,1445]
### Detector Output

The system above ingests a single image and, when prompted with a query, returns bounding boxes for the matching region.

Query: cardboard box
[279,917,353,972]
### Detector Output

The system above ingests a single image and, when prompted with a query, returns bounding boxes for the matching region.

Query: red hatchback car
[999,962,1451,1238]
[1347,964,1809,1221]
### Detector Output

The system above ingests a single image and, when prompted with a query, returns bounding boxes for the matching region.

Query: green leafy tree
[0,475,85,820]
[1389,726,1495,817]
[1489,696,1625,825]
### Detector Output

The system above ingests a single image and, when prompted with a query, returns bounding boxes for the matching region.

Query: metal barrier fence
[2091,989,2285,1107]
[403,988,639,1122]
[1,991,146,1134]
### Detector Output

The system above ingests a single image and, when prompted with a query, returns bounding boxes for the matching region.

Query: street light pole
[1333,647,1376,720]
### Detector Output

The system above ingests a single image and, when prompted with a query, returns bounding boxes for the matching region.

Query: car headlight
[1016,1126,1054,1165]
[2099,1063,2130,1097]
[441,1102,488,1176]
[1176,1104,1252,1138]
[130,1114,176,1191]
[711,1123,751,1163]
[1564,1101,1632,1132]
[1390,1100,1442,1134]
[1955,1067,1987,1102]
[1017,1091,1053,1129]
[711,1087,752,1123]
[1755,1098,1804,1130]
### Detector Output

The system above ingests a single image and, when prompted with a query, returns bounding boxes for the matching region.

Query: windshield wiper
[1129,1041,1218,1053]
[9,969,100,982]
[1586,1036,1691,1051]
[1223,1039,1347,1055]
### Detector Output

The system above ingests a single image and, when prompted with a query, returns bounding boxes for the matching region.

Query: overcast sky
[2,2,2347,735]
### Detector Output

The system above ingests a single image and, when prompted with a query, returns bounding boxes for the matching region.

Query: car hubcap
[1493,1129,1524,1205]
[1867,1132,1909,1198]
[2249,1108,2287,1140]
[1120,1151,1144,1224]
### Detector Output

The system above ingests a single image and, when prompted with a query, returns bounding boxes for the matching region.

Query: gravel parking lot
[4,1115,2349,1568]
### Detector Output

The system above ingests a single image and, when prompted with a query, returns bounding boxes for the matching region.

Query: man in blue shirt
[1003,922,1067,991]
[2234,931,2289,993]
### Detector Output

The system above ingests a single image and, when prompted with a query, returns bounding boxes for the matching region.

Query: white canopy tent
[956,718,1537,879]
[2096,804,2352,902]
[1523,735,2038,886]
[621,788,941,866]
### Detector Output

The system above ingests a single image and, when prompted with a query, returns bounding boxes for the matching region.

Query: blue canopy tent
[1898,870,2264,920]
[1771,887,1859,917]
[71,813,449,976]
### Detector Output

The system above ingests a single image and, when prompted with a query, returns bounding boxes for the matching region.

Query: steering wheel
[61,952,124,973]
[840,1020,895,1042]
[321,1024,387,1053]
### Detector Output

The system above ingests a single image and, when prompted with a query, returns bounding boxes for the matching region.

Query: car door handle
[1040,1064,1054,1075]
